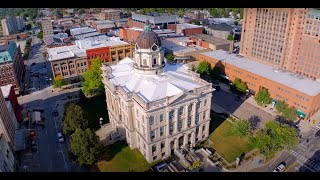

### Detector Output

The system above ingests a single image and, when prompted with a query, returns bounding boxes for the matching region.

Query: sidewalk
[235,154,265,172]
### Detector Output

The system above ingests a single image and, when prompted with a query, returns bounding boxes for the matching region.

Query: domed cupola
[133,20,165,75]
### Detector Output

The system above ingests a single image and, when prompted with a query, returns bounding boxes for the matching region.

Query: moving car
[57,132,64,143]
[273,162,286,172]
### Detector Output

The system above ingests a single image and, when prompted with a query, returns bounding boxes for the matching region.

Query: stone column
[174,108,178,133]
[184,104,189,129]
[166,111,170,136]
[174,138,179,150]
[183,134,188,146]
[191,132,196,148]
[165,139,171,157]
[191,102,197,127]
[198,122,203,140]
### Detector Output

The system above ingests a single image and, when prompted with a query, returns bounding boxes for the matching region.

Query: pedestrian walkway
[289,150,320,172]
[235,154,265,172]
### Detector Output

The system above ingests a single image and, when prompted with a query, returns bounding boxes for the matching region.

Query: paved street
[17,35,84,172]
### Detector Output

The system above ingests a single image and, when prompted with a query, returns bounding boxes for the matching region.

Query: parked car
[273,162,286,172]
[57,132,64,143]
[235,96,240,101]
[31,63,36,66]
[315,130,320,138]
[31,140,37,152]
[214,85,221,92]
[30,130,36,140]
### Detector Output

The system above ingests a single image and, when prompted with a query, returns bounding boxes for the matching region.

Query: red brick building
[119,28,143,43]
[86,47,110,69]
[176,23,203,36]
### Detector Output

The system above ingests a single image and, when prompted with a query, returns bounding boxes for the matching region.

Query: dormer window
[151,44,158,51]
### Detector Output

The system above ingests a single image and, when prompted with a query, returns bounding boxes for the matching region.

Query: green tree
[282,106,297,122]
[193,20,201,25]
[177,9,184,17]
[208,8,219,17]
[234,21,239,26]
[53,75,66,88]
[227,34,234,41]
[70,128,103,166]
[233,78,247,93]
[25,23,32,30]
[232,119,252,137]
[197,61,211,76]
[275,100,288,113]
[188,160,202,170]
[233,78,241,86]
[255,87,271,105]
[250,121,298,158]
[165,53,174,62]
[37,30,43,39]
[211,66,221,80]
[82,59,104,96]
[63,103,89,134]
[239,9,244,19]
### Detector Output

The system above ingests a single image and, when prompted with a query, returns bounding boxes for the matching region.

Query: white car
[273,162,286,172]
[57,132,64,143]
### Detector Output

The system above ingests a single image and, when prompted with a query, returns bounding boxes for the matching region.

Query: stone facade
[102,25,214,163]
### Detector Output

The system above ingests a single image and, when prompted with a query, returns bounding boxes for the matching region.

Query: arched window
[143,59,147,66]
[153,58,157,65]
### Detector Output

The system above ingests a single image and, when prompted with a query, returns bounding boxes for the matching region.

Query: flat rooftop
[177,23,202,29]
[76,36,128,50]
[201,50,320,96]
[0,84,12,98]
[162,38,206,53]
[190,34,232,45]
[70,27,97,36]
[47,45,86,61]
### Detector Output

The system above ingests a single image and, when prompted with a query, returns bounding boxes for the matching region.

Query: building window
[188,116,192,127]
[202,124,206,132]
[204,99,207,106]
[153,58,157,65]
[169,110,174,121]
[149,116,154,125]
[152,145,156,153]
[203,111,206,120]
[150,130,155,140]
[160,141,165,149]
[159,114,163,122]
[136,109,139,117]
[160,127,164,136]
[153,156,157,161]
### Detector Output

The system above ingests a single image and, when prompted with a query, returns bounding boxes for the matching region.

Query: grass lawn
[208,114,253,163]
[97,141,152,172]
[80,94,109,130]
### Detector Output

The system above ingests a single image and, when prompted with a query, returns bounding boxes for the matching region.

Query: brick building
[199,50,320,119]
[0,42,25,95]
[240,8,320,80]
[1,84,23,123]
[99,10,121,20]
[176,23,203,36]
[48,36,134,79]
[189,34,233,52]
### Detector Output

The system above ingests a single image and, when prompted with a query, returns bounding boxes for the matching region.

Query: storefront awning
[297,109,306,118]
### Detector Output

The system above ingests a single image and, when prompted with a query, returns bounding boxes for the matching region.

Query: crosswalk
[289,150,320,172]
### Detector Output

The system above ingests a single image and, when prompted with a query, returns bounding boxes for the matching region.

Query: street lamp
[99,117,103,127]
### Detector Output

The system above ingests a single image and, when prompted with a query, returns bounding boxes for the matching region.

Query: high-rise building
[1,16,24,36]
[101,23,214,163]
[0,89,16,150]
[240,8,320,80]
[41,19,53,37]
[0,133,16,172]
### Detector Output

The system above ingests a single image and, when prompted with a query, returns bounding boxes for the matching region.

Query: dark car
[235,96,240,101]
[31,63,36,66]
[214,85,221,92]
[315,130,320,138]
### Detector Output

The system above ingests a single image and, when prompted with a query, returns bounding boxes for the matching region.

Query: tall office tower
[240,8,320,80]
[1,16,24,36]
[0,89,16,150]
[41,19,53,37]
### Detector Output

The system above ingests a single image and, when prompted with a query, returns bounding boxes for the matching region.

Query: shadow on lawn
[209,111,229,134]
[101,140,128,161]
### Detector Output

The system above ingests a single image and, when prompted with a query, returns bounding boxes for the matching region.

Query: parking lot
[212,86,275,128]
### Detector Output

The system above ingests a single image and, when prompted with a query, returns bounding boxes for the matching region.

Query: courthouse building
[102,24,214,162]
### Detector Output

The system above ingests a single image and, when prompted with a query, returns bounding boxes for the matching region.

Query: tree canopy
[250,121,298,158]
[53,75,66,88]
[211,66,221,80]
[232,119,252,137]
[82,59,104,96]
[197,61,211,76]
[63,103,89,134]
[276,100,288,113]
[275,100,298,121]
[70,128,103,166]
[255,87,271,105]
[165,53,174,62]
[37,30,43,39]
[227,35,234,41]
[232,78,248,93]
